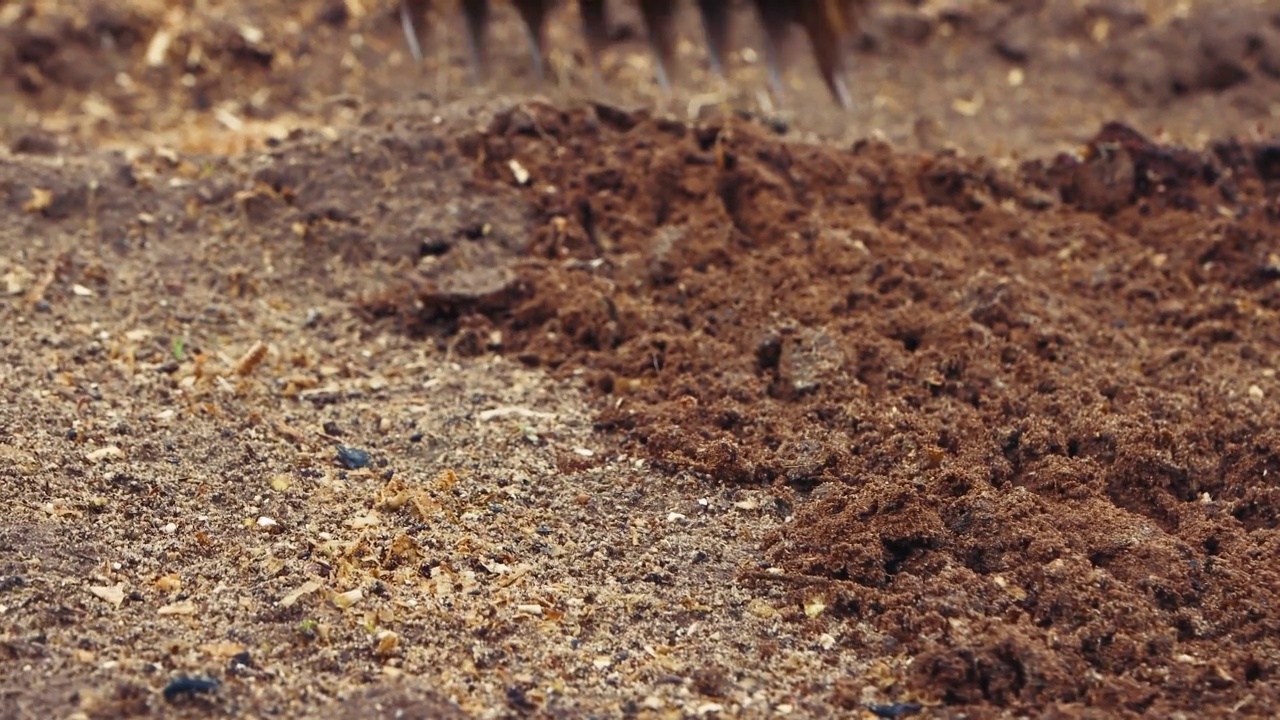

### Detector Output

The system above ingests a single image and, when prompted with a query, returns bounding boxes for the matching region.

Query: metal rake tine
[578,0,609,69]
[695,0,732,79]
[399,0,429,64]
[798,0,854,109]
[750,0,792,108]
[511,0,554,79]
[459,0,490,83]
[637,0,679,93]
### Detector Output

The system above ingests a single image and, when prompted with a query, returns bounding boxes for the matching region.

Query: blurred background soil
[4,0,1280,154]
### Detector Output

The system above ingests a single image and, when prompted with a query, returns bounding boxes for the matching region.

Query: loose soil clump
[361,103,1280,715]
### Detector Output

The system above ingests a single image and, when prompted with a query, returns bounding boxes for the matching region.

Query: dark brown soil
[4,0,1280,718]
[368,101,1280,716]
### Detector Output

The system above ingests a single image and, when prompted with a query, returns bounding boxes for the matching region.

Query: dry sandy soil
[3,0,1280,718]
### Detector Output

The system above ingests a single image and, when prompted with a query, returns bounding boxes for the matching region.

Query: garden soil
[3,1,1280,718]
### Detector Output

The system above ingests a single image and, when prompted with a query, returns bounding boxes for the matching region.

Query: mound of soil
[353,103,1280,715]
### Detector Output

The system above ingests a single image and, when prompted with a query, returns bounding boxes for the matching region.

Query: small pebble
[335,445,370,469]
[163,675,220,703]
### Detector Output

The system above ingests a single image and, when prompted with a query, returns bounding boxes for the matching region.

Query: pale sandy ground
[0,147,878,718]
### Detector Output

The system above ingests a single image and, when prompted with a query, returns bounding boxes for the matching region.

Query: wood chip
[280,579,323,608]
[332,587,364,609]
[89,584,126,607]
[85,446,124,463]
[233,340,269,376]
[22,188,53,214]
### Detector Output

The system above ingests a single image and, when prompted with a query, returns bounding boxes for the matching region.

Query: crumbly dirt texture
[3,1,1280,718]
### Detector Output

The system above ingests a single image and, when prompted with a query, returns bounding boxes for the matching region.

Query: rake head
[398,0,861,110]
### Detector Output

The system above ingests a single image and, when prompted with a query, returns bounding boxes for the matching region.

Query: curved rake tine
[751,0,856,110]
[399,0,429,64]
[458,0,490,83]
[399,0,855,110]
[750,0,792,108]
[695,0,732,80]
[578,0,609,71]
[637,0,679,94]
[798,0,854,109]
[511,0,554,79]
